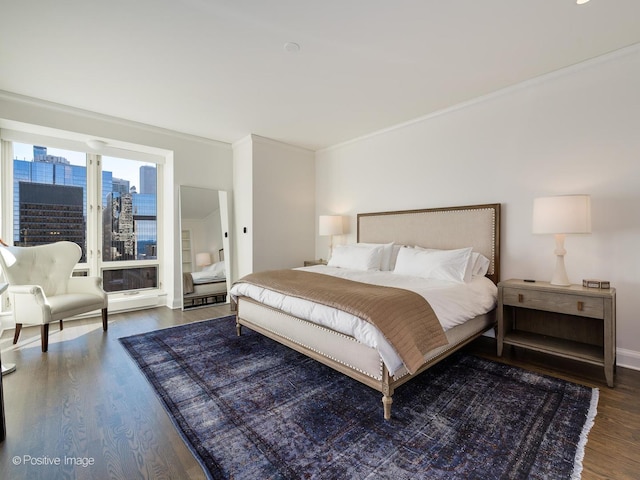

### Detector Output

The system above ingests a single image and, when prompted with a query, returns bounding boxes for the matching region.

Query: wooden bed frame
[183,279,228,309]
[235,203,501,419]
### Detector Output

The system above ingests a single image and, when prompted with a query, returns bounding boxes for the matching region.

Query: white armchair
[0,241,108,352]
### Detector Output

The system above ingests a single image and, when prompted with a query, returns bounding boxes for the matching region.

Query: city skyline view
[13,143,156,242]
[10,143,159,291]
[12,143,155,192]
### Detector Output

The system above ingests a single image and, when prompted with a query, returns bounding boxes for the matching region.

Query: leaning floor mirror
[179,186,231,310]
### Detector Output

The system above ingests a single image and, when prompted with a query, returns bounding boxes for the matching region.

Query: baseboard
[617,348,640,372]
[108,292,165,312]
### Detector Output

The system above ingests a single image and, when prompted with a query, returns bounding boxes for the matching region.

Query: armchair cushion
[48,294,106,322]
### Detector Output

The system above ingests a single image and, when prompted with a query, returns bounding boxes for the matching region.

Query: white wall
[204,209,224,262]
[181,209,223,267]
[233,135,316,279]
[316,46,640,369]
[232,136,254,279]
[251,137,316,272]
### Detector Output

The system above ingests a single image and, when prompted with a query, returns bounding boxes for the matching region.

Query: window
[100,156,158,292]
[7,142,160,294]
[12,143,88,258]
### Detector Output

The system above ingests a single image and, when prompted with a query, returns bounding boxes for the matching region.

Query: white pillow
[203,261,226,277]
[414,245,476,282]
[389,244,404,271]
[471,252,491,277]
[393,247,473,283]
[357,242,394,270]
[328,244,384,271]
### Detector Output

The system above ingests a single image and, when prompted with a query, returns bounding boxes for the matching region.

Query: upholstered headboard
[357,203,501,284]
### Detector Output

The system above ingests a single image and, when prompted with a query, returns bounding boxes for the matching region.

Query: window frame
[1,131,166,302]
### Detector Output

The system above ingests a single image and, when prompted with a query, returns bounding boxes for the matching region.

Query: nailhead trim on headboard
[357,203,500,284]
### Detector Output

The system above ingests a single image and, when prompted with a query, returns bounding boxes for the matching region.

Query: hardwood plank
[0,304,232,480]
[1,307,639,479]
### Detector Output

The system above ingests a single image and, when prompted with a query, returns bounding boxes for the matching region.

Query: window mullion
[85,153,100,274]
[0,140,15,242]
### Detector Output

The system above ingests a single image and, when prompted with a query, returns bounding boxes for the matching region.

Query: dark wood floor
[1,306,638,479]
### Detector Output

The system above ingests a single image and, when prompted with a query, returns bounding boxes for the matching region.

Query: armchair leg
[41,324,50,353]
[59,320,63,331]
[102,308,108,331]
[13,324,22,344]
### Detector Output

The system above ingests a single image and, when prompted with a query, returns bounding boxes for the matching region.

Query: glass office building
[13,153,157,263]
[13,158,89,247]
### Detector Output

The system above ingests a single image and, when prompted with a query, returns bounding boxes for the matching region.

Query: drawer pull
[577,301,584,312]
[518,294,524,303]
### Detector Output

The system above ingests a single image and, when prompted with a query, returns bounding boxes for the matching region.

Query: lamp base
[550,234,570,286]
[327,236,334,262]
[550,260,570,286]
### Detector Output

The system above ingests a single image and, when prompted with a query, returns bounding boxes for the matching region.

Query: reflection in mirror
[179,186,230,310]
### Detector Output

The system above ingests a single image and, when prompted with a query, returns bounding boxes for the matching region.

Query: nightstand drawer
[502,288,604,319]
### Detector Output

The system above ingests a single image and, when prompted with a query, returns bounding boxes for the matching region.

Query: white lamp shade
[319,215,343,236]
[195,252,212,267]
[532,195,591,234]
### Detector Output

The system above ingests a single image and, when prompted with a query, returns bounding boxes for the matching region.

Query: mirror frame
[179,186,231,310]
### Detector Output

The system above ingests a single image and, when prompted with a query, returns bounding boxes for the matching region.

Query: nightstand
[497,279,616,387]
[303,260,327,267]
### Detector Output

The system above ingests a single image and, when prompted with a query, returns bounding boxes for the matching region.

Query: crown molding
[319,42,640,154]
[0,90,232,150]
[232,133,314,155]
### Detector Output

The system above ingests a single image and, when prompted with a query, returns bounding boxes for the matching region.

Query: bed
[183,261,228,308]
[231,203,500,419]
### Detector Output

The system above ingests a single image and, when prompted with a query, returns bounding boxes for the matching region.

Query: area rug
[119,315,598,480]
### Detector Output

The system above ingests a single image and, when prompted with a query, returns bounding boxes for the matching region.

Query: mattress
[230,265,497,374]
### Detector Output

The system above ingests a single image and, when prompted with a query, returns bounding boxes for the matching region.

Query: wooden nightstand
[303,260,327,267]
[497,279,616,387]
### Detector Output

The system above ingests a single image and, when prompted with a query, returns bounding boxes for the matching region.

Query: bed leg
[381,364,393,420]
[382,394,393,420]
[236,318,242,336]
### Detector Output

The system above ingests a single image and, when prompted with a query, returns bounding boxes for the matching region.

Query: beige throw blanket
[183,272,194,295]
[235,270,448,374]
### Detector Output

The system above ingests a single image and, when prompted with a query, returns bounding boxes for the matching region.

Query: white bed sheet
[190,271,226,284]
[230,265,497,375]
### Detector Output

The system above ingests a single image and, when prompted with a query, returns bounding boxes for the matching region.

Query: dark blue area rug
[119,315,598,480]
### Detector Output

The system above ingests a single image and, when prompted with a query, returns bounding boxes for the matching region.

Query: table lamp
[319,215,343,261]
[196,252,212,271]
[532,195,591,286]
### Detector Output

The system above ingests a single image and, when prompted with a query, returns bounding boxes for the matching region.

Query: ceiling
[1,1,639,151]
[180,186,220,220]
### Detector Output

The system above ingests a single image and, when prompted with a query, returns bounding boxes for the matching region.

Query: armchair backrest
[0,241,81,296]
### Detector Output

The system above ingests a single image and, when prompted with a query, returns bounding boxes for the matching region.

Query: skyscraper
[112,177,130,195]
[33,145,47,160]
[18,182,84,248]
[139,165,156,194]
